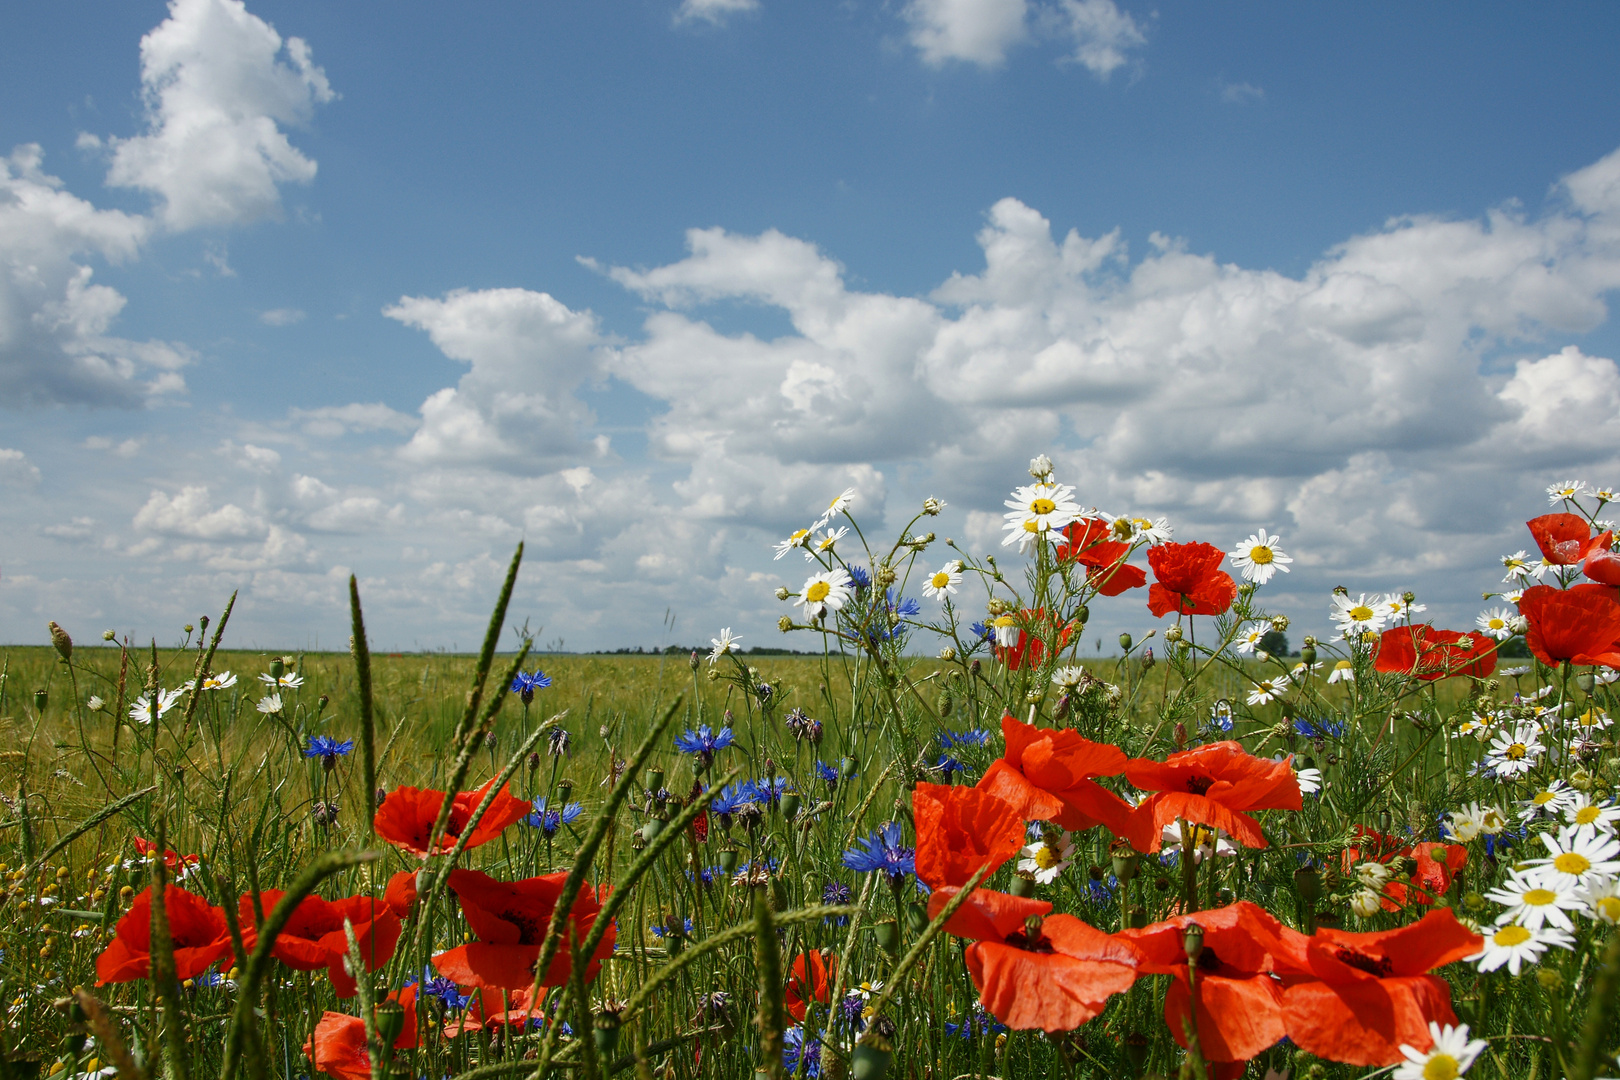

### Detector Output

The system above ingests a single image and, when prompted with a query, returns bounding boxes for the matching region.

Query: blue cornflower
[526,797,584,836]
[944,1004,1006,1039]
[938,727,991,749]
[1292,717,1345,740]
[886,588,921,619]
[511,670,552,704]
[304,735,354,759]
[747,776,792,807]
[1485,826,1525,860]
[842,821,915,882]
[783,1026,822,1078]
[194,968,226,989]
[1081,873,1119,906]
[710,783,756,821]
[422,971,470,1012]
[674,724,736,762]
[821,880,852,925]
[814,760,839,788]
[935,754,971,777]
[968,621,992,642]
[548,727,572,757]
[1205,702,1234,733]
[847,565,871,590]
[650,917,695,938]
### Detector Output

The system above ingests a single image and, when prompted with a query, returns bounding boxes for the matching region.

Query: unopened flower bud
[102,629,117,642]
[48,622,72,661]
[1118,632,1132,652]
[775,587,791,601]
[689,650,701,670]
[1164,624,1183,643]
[875,566,896,588]
[938,646,956,661]
[922,497,944,516]
[778,616,793,633]
[1271,615,1290,632]
[1029,454,1053,479]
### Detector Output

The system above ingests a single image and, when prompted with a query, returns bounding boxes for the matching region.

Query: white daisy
[774,527,813,560]
[1349,888,1384,919]
[1051,666,1088,692]
[1522,780,1576,820]
[814,487,856,530]
[1017,831,1075,884]
[1596,487,1617,503]
[988,614,1020,648]
[1246,671,1291,706]
[922,561,963,601]
[1563,795,1620,840]
[1522,827,1620,890]
[1326,659,1355,684]
[1228,529,1293,585]
[1500,551,1544,583]
[709,628,741,665]
[1002,483,1081,550]
[1107,513,1173,545]
[1474,608,1518,641]
[1483,871,1582,931]
[1235,627,1267,654]
[1469,922,1574,975]
[86,695,105,712]
[1290,661,1321,680]
[1484,722,1545,778]
[796,568,854,619]
[1393,1021,1487,1080]
[258,672,305,689]
[256,693,284,715]
[1572,707,1613,735]
[128,688,185,724]
[1355,861,1392,889]
[922,496,947,515]
[805,525,849,561]
[1447,805,1485,842]
[1293,764,1322,796]
[1159,822,1236,864]
[1330,593,1386,637]
[1577,876,1620,925]
[1547,479,1587,504]
[1376,592,1427,621]
[1479,805,1509,835]
[200,671,237,690]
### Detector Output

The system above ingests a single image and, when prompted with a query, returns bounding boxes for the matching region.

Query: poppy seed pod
[594,1008,622,1055]
[718,846,739,874]
[1008,871,1036,898]
[852,1036,893,1080]
[373,1000,405,1047]
[32,689,47,713]
[1293,866,1321,906]
[840,755,859,779]
[873,919,900,957]
[1118,632,1132,652]
[646,769,664,794]
[1181,922,1205,962]
[269,658,285,681]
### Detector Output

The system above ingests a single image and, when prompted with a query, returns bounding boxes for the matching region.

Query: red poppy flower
[1059,520,1146,596]
[1341,831,1467,911]
[443,985,540,1037]
[929,886,1141,1033]
[305,986,419,1080]
[993,609,1076,671]
[133,837,200,875]
[1585,534,1620,586]
[385,869,419,919]
[430,868,615,991]
[96,886,234,985]
[1146,542,1237,618]
[1124,741,1301,852]
[785,949,833,1022]
[1119,901,1309,1065]
[1372,625,1498,681]
[975,714,1134,838]
[913,782,1026,890]
[373,777,531,858]
[1526,513,1608,565]
[1519,583,1620,667]
[239,891,401,998]
[1280,909,1481,1066]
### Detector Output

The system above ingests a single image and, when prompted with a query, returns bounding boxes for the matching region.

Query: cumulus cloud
[0,448,41,487]
[384,287,605,472]
[675,0,759,25]
[1050,0,1145,77]
[104,0,335,231]
[288,402,418,437]
[259,307,305,326]
[133,485,266,540]
[904,0,1142,74]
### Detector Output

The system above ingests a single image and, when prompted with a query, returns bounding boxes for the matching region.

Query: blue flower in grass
[526,797,584,836]
[842,821,915,883]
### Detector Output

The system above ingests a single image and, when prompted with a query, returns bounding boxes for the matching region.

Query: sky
[2,0,1619,654]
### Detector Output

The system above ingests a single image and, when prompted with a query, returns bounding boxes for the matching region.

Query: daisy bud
[778,616,793,633]
[1535,967,1564,992]
[775,587,790,601]
[1303,635,1318,648]
[47,622,72,661]
[1029,454,1053,480]
[938,646,956,661]
[1270,615,1289,632]
[922,497,944,515]
[183,624,194,635]
[875,566,896,588]
[102,629,116,642]
[1164,624,1183,643]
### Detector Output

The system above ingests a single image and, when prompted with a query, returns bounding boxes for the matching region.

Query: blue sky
[3,0,1619,653]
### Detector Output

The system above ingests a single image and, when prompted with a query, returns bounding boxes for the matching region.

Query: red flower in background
[976,714,1134,838]
[431,868,615,991]
[1280,910,1481,1066]
[1519,583,1620,667]
[443,985,540,1037]
[96,886,233,985]
[785,949,833,1022]
[239,891,400,998]
[1125,741,1301,852]
[1526,513,1608,565]
[929,886,1141,1033]
[373,778,531,858]
[1059,519,1146,596]
[133,837,200,876]
[1119,901,1309,1066]
[913,782,1026,890]
[1146,542,1237,618]
[305,986,418,1080]
[1341,830,1467,911]
[1373,625,1498,681]
[992,609,1076,671]
[385,870,419,919]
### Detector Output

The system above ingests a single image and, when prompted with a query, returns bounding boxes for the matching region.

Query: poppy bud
[374,999,405,1046]
[646,769,665,794]
[1300,645,1316,666]
[906,903,928,933]
[594,1008,622,1054]
[781,792,801,820]
[1293,866,1321,906]
[690,650,701,671]
[1074,603,1089,625]
[1008,871,1036,898]
[969,659,981,676]
[873,919,900,957]
[1182,922,1205,962]
[1141,648,1155,670]
[1118,632,1132,652]
[718,846,739,874]
[840,755,859,779]
[48,622,72,661]
[32,689,47,713]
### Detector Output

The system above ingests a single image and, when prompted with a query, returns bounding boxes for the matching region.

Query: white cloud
[0,448,41,487]
[1218,79,1264,104]
[133,485,266,540]
[384,287,604,472]
[104,0,335,231]
[675,0,759,25]
[288,402,418,437]
[259,307,305,326]
[905,0,1029,67]
[1051,0,1144,78]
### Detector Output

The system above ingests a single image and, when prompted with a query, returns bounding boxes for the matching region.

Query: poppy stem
[1179,819,1199,913]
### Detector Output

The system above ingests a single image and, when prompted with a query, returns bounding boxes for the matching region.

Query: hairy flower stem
[349,576,377,849]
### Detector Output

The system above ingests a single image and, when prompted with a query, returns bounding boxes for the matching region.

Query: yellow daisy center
[1554,852,1591,876]
[1505,743,1527,760]
[1533,791,1556,805]
[1522,888,1556,907]
[931,572,951,588]
[1348,605,1374,622]
[1334,660,1352,671]
[1029,497,1056,515]
[805,581,831,603]
[790,529,809,543]
[1493,924,1531,947]
[1024,520,1042,533]
[1034,845,1062,870]
[1111,519,1133,539]
[1596,897,1620,922]
[1575,806,1602,825]
[1423,1054,1460,1080]
[818,535,835,550]
[1249,545,1274,564]
[1487,618,1505,630]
